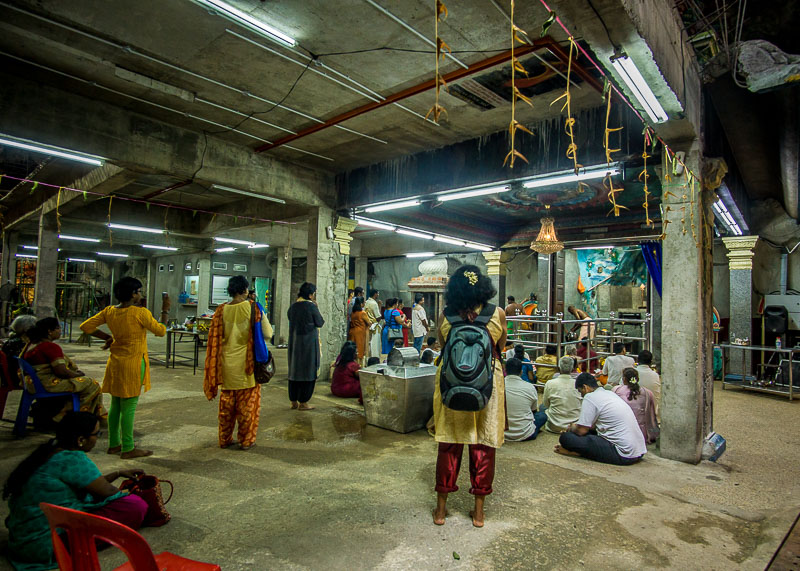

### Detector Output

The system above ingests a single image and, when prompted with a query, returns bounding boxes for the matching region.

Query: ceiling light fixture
[210,184,286,204]
[363,200,420,213]
[466,243,492,252]
[22,245,38,250]
[142,244,178,251]
[406,252,436,258]
[574,245,616,250]
[437,185,510,202]
[396,229,433,239]
[248,243,269,249]
[530,217,564,255]
[354,217,396,231]
[712,201,743,236]
[192,0,296,47]
[0,134,104,166]
[108,223,164,234]
[215,247,236,253]
[59,234,101,243]
[610,53,668,124]
[67,258,96,263]
[434,236,466,246]
[214,237,255,246]
[96,252,129,258]
[15,253,37,259]
[522,164,621,189]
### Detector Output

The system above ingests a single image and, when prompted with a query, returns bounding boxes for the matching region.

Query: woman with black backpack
[432,265,507,528]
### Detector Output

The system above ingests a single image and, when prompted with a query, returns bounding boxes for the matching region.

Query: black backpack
[439,304,496,411]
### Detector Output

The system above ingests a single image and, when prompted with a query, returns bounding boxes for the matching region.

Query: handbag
[387,327,403,341]
[119,474,173,527]
[251,301,275,384]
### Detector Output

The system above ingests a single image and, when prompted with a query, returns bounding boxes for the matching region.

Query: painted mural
[575,247,647,292]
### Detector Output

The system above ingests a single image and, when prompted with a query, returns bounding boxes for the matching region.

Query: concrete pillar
[307,209,354,381]
[274,246,293,345]
[1,231,20,284]
[721,236,758,376]
[354,257,368,293]
[196,254,211,317]
[660,144,714,463]
[33,213,58,318]
[482,251,505,305]
[538,254,551,315]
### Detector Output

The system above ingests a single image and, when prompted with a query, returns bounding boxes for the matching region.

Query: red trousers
[435,442,496,496]
[219,385,261,448]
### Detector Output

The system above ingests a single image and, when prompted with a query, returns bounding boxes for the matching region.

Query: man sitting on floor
[602,342,635,386]
[504,358,547,442]
[534,344,559,384]
[555,373,646,465]
[576,339,599,373]
[636,349,661,421]
[542,356,582,433]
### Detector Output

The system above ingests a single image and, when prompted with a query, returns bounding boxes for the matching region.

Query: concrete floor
[1,339,798,570]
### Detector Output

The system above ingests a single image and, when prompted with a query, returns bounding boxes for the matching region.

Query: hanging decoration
[529,210,564,254]
[602,81,625,216]
[503,0,533,168]
[425,0,449,123]
[55,187,63,233]
[107,196,114,247]
[551,38,580,175]
[640,127,654,228]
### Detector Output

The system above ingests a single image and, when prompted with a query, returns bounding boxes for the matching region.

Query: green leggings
[108,359,146,452]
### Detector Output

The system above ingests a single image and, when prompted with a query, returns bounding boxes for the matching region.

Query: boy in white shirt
[602,342,635,386]
[503,358,547,441]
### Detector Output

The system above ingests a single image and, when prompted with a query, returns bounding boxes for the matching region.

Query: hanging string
[107,196,114,247]
[55,187,63,233]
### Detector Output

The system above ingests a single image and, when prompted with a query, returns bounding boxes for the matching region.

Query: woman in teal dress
[3,412,148,570]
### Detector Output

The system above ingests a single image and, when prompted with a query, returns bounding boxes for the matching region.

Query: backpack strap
[473,304,496,325]
[443,306,465,326]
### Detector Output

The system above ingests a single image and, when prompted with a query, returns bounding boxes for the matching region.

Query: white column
[33,213,58,318]
[196,254,212,317]
[273,246,292,345]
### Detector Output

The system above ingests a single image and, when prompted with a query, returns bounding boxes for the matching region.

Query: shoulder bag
[251,301,275,384]
[119,473,173,527]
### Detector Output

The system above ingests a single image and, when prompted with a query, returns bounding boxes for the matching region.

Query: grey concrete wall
[564,249,582,311]
[713,240,731,321]
[504,249,538,303]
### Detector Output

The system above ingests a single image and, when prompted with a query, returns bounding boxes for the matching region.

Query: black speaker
[777,359,800,387]
[764,305,789,335]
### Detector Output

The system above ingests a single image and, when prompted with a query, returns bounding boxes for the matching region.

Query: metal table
[718,343,798,400]
[151,328,205,374]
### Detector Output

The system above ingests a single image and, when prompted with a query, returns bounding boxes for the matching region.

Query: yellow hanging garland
[551,37,580,175]
[603,85,625,216]
[503,0,533,168]
[425,0,449,123]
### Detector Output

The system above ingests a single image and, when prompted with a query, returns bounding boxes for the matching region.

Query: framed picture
[212,262,227,271]
[196,261,200,270]
[184,262,192,271]
[168,264,175,272]
[158,264,165,272]
[233,263,247,272]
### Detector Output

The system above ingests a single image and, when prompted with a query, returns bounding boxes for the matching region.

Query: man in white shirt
[542,356,583,433]
[636,350,661,421]
[411,293,430,353]
[602,342,635,386]
[503,358,547,441]
[555,373,647,465]
[364,290,382,358]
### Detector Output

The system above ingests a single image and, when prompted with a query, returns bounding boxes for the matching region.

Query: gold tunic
[433,306,506,448]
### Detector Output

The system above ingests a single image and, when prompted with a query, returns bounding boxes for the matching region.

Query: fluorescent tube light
[192,0,296,47]
[364,200,420,213]
[610,54,668,124]
[354,217,396,231]
[522,165,620,189]
[0,134,104,166]
[215,247,236,253]
[59,234,101,243]
[434,236,466,246]
[214,237,255,246]
[210,184,286,204]
[438,185,509,202]
[15,253,37,259]
[248,244,269,249]
[22,245,38,250]
[466,243,492,252]
[396,229,433,239]
[96,252,129,258]
[574,245,615,250]
[108,223,164,234]
[142,244,178,251]
[406,252,436,258]
[67,258,96,263]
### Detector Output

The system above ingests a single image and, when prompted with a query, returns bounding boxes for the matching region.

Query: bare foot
[120,448,153,459]
[469,510,485,528]
[298,404,315,411]
[290,401,299,409]
[239,443,256,451]
[554,444,580,457]
[107,446,122,455]
[432,508,448,526]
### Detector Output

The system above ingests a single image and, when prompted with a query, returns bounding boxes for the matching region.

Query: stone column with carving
[482,251,505,305]
[722,235,758,377]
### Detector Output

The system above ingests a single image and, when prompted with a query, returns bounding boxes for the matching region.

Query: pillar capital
[722,236,759,269]
[332,216,358,255]
[482,250,505,276]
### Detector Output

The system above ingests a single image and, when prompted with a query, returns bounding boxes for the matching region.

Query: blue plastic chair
[14,357,80,436]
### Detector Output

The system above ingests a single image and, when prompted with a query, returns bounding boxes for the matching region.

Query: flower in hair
[464,271,478,286]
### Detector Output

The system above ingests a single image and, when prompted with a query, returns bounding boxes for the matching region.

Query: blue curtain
[641,242,662,297]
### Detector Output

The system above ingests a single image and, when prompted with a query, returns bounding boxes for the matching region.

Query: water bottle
[776,337,782,350]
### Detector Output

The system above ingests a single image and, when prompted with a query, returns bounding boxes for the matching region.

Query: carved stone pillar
[482,250,505,305]
[722,236,758,376]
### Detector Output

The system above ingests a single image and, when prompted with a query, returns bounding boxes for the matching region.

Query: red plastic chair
[39,503,221,571]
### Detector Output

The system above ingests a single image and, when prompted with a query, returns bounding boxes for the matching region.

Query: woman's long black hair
[337,341,358,368]
[445,264,496,313]
[3,411,99,499]
[622,367,641,400]
[26,317,60,343]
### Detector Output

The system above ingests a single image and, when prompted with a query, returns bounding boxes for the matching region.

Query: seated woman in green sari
[21,317,106,420]
[3,411,147,570]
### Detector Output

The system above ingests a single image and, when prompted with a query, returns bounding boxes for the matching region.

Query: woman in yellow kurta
[80,277,167,459]
[203,276,273,450]
[432,265,507,528]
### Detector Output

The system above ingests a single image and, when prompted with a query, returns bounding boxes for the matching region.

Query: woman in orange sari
[347,298,371,364]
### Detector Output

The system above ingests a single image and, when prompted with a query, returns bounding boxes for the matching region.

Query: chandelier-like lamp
[530,215,564,254]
